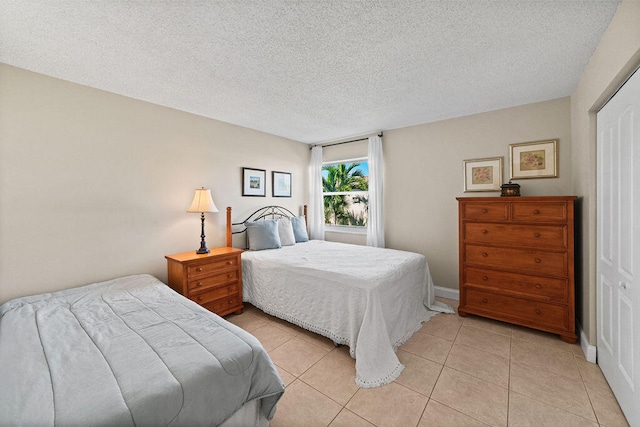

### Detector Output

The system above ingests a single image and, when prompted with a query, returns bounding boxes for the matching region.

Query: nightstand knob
[481,229,488,234]
[227,274,233,279]
[482,276,489,281]
[535,309,542,315]
[196,267,203,272]
[535,283,542,289]
[533,209,540,214]
[482,209,488,213]
[227,261,233,265]
[196,282,203,287]
[533,232,541,238]
[535,258,541,263]
[197,296,203,302]
[481,252,488,257]
[481,298,488,304]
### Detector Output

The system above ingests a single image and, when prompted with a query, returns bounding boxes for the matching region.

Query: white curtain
[309,146,325,240]
[367,135,384,247]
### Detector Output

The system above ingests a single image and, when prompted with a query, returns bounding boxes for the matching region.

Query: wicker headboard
[225,205,308,248]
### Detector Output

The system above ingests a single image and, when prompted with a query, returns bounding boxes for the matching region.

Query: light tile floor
[226,299,630,427]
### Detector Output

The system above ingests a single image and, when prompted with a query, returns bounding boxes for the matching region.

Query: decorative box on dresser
[165,247,244,317]
[457,196,577,343]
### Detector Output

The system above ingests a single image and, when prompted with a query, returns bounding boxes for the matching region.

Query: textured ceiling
[0,1,621,144]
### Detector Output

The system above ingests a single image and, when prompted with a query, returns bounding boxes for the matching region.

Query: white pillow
[277,217,296,246]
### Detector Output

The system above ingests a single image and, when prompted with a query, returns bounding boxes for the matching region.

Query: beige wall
[571,0,640,343]
[0,63,309,304]
[384,97,572,291]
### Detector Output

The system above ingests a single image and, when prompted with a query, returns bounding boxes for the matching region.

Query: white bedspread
[242,240,453,388]
[0,274,284,426]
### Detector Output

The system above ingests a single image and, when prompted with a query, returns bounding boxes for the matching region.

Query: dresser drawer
[461,202,509,221]
[187,256,239,279]
[189,283,238,305]
[463,223,567,249]
[187,270,239,294]
[465,244,567,276]
[511,202,568,222]
[203,295,242,315]
[465,267,567,300]
[465,288,568,330]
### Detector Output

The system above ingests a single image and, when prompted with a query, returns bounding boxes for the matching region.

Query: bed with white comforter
[0,274,284,426]
[242,240,453,388]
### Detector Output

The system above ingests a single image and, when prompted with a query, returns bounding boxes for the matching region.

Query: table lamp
[187,187,218,254]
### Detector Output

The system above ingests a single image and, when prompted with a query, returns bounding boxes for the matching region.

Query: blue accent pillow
[290,216,309,242]
[245,220,282,250]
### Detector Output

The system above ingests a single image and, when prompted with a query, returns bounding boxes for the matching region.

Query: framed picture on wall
[272,171,292,197]
[463,157,503,192]
[509,139,558,179]
[242,167,266,196]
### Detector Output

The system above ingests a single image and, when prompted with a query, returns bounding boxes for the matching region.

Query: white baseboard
[577,321,597,363]
[435,286,459,301]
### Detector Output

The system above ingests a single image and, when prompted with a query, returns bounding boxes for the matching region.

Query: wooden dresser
[457,196,577,343]
[165,247,244,317]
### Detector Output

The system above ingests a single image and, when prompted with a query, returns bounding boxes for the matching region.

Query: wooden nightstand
[165,247,244,316]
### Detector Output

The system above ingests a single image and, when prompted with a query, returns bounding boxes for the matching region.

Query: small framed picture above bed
[463,156,503,192]
[242,167,266,197]
[272,171,292,197]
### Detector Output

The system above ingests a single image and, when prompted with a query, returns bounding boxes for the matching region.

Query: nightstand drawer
[190,283,239,305]
[465,267,567,301]
[465,244,567,276]
[465,288,568,329]
[461,203,509,221]
[203,295,242,316]
[187,270,239,294]
[511,202,568,222]
[187,256,239,279]
[463,223,567,249]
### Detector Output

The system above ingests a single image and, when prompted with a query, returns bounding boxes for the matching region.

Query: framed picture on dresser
[463,157,503,192]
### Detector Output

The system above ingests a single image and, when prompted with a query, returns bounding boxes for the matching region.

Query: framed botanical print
[463,157,503,192]
[272,171,292,197]
[509,139,558,179]
[242,167,266,196]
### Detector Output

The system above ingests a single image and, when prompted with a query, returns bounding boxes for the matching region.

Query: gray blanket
[0,274,284,426]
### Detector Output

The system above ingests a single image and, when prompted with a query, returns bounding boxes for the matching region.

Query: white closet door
[597,68,640,427]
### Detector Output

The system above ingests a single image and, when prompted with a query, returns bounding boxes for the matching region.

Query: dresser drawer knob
[482,276,489,281]
[197,296,204,302]
[481,298,488,304]
[533,232,541,238]
[228,299,234,305]
[228,274,233,279]
[196,267,203,272]
[227,261,233,265]
[482,252,488,257]
[533,209,540,214]
[535,258,541,263]
[482,209,488,213]
[535,283,542,289]
[481,229,488,234]
[535,309,542,315]
[196,282,203,287]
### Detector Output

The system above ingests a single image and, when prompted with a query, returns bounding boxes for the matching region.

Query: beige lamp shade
[187,188,219,213]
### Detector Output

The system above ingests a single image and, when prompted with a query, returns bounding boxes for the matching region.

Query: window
[322,159,368,228]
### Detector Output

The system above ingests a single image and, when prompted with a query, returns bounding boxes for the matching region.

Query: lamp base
[196,246,210,254]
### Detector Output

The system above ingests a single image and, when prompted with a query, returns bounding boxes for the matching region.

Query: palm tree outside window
[322,160,369,227]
